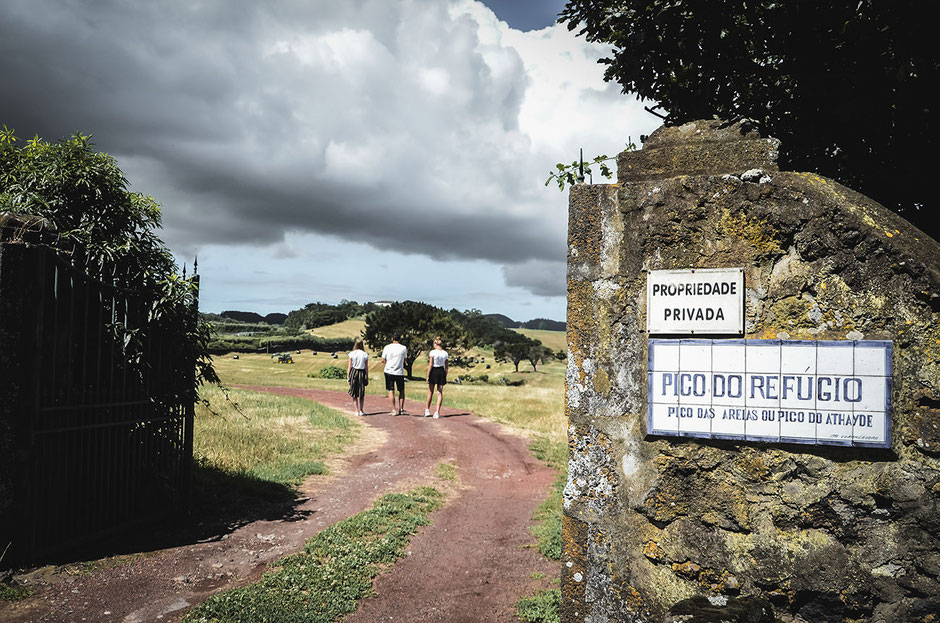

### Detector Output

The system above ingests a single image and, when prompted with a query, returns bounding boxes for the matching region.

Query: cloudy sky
[1,0,659,321]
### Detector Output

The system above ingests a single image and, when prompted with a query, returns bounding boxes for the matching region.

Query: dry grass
[307,316,366,339]
[195,384,359,485]
[513,328,567,353]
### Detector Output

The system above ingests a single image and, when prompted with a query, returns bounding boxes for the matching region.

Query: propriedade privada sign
[647,339,893,448]
[647,268,744,334]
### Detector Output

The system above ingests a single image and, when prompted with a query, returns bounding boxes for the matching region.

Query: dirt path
[0,387,559,623]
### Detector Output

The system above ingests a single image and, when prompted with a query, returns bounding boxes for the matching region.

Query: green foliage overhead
[0,127,218,393]
[363,301,465,377]
[559,1,939,236]
[0,127,173,276]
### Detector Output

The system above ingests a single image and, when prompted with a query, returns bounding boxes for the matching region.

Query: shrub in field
[318,365,346,380]
[453,374,491,385]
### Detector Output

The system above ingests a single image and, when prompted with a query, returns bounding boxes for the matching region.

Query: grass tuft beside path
[528,437,566,561]
[183,487,442,623]
[517,589,561,623]
[0,583,32,602]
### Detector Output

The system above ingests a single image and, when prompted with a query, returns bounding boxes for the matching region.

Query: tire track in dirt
[0,387,558,623]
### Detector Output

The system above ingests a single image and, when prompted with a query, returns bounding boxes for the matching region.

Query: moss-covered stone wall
[564,120,940,623]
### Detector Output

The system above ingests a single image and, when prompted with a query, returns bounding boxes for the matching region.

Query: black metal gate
[0,240,196,563]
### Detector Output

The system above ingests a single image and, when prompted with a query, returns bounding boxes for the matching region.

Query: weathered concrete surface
[564,119,940,623]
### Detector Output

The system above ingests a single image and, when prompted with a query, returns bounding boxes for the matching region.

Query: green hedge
[207,334,355,355]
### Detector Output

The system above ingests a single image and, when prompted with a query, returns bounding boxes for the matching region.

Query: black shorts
[428,367,447,387]
[385,373,405,392]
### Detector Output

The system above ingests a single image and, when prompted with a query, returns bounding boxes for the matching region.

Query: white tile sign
[647,339,892,448]
[647,268,744,334]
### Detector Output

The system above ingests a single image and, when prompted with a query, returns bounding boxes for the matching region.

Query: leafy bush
[453,374,491,386]
[318,365,346,380]
[497,377,525,387]
[0,127,218,397]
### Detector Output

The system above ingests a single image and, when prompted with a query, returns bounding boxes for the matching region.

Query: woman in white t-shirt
[347,338,369,416]
[424,337,449,418]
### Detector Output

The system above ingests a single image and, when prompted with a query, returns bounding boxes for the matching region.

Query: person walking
[382,335,408,415]
[347,338,369,416]
[425,337,448,418]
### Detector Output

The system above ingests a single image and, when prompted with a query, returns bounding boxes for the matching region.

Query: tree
[494,335,540,373]
[0,127,218,395]
[449,308,512,348]
[526,345,555,372]
[363,301,464,377]
[559,1,940,238]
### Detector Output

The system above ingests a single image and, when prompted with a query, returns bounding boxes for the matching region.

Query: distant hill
[520,318,565,331]
[219,310,286,325]
[484,313,565,331]
[221,310,264,323]
[484,313,519,328]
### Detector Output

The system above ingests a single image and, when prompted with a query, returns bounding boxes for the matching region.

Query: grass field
[307,316,366,339]
[514,328,567,353]
[208,343,566,443]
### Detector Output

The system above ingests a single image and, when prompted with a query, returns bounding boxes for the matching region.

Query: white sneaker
[432,412,440,419]
[355,411,362,416]
[389,410,398,416]
[424,409,431,417]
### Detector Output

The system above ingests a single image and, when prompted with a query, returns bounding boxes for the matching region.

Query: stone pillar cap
[618,118,780,182]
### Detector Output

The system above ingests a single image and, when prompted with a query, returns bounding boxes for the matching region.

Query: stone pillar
[564,119,940,622]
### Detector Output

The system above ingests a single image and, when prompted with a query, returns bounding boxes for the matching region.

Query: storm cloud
[0,0,657,301]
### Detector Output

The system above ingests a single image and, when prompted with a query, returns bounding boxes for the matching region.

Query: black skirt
[348,368,368,398]
[428,366,447,387]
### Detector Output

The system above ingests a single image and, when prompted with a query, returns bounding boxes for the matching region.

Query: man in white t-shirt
[381,336,408,415]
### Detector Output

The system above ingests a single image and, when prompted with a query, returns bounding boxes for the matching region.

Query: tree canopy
[363,301,465,377]
[285,300,378,330]
[0,127,217,393]
[559,1,940,238]
[494,334,546,373]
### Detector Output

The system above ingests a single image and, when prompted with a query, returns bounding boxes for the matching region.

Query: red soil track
[0,387,559,623]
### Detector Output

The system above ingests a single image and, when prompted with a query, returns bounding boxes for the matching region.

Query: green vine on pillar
[545,139,637,191]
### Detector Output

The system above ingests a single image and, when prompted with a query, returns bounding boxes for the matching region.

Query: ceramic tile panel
[647,339,892,448]
[679,339,712,372]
